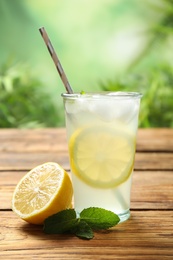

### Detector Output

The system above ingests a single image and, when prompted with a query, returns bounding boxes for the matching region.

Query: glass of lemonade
[62,92,142,222]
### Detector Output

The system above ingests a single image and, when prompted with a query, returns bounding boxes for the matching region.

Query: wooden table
[0,128,173,259]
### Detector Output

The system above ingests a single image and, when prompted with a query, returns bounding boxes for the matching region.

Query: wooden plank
[131,170,173,209]
[137,128,173,152]
[0,128,65,139]
[0,211,173,258]
[0,128,68,153]
[135,152,173,170]
[0,152,172,170]
[0,171,26,185]
[0,251,172,260]
[0,128,173,153]
[1,171,173,210]
[0,152,70,170]
[0,249,172,260]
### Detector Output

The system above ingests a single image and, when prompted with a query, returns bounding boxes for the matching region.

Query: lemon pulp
[12,162,73,224]
[69,125,135,189]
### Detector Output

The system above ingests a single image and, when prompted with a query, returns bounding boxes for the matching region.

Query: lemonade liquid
[62,92,141,222]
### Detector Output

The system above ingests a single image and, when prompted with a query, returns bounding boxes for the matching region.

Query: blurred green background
[0,0,173,128]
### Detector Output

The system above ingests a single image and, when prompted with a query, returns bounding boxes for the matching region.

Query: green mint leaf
[43,209,78,234]
[80,207,120,230]
[70,220,94,240]
[43,207,120,239]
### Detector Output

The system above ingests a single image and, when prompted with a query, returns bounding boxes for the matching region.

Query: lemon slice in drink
[69,126,135,189]
[12,162,73,224]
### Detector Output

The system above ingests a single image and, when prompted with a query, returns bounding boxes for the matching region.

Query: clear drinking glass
[62,92,142,222]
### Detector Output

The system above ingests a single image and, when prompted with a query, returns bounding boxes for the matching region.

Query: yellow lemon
[12,162,73,225]
[69,125,135,189]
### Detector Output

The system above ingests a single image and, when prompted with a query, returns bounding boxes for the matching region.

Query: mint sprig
[43,207,120,239]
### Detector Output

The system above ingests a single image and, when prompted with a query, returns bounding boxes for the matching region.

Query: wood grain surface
[0,128,173,259]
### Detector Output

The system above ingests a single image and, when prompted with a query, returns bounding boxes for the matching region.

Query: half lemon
[12,162,73,224]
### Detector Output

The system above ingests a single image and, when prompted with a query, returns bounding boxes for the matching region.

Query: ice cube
[88,99,115,121]
[89,98,140,123]
[115,99,140,123]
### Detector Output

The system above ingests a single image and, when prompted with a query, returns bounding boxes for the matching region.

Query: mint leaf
[80,207,120,230]
[43,209,78,234]
[71,220,94,240]
[43,207,120,239]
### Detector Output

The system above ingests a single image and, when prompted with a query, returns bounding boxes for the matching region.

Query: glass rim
[61,91,142,99]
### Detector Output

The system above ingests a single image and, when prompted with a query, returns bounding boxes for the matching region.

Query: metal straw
[39,27,73,94]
